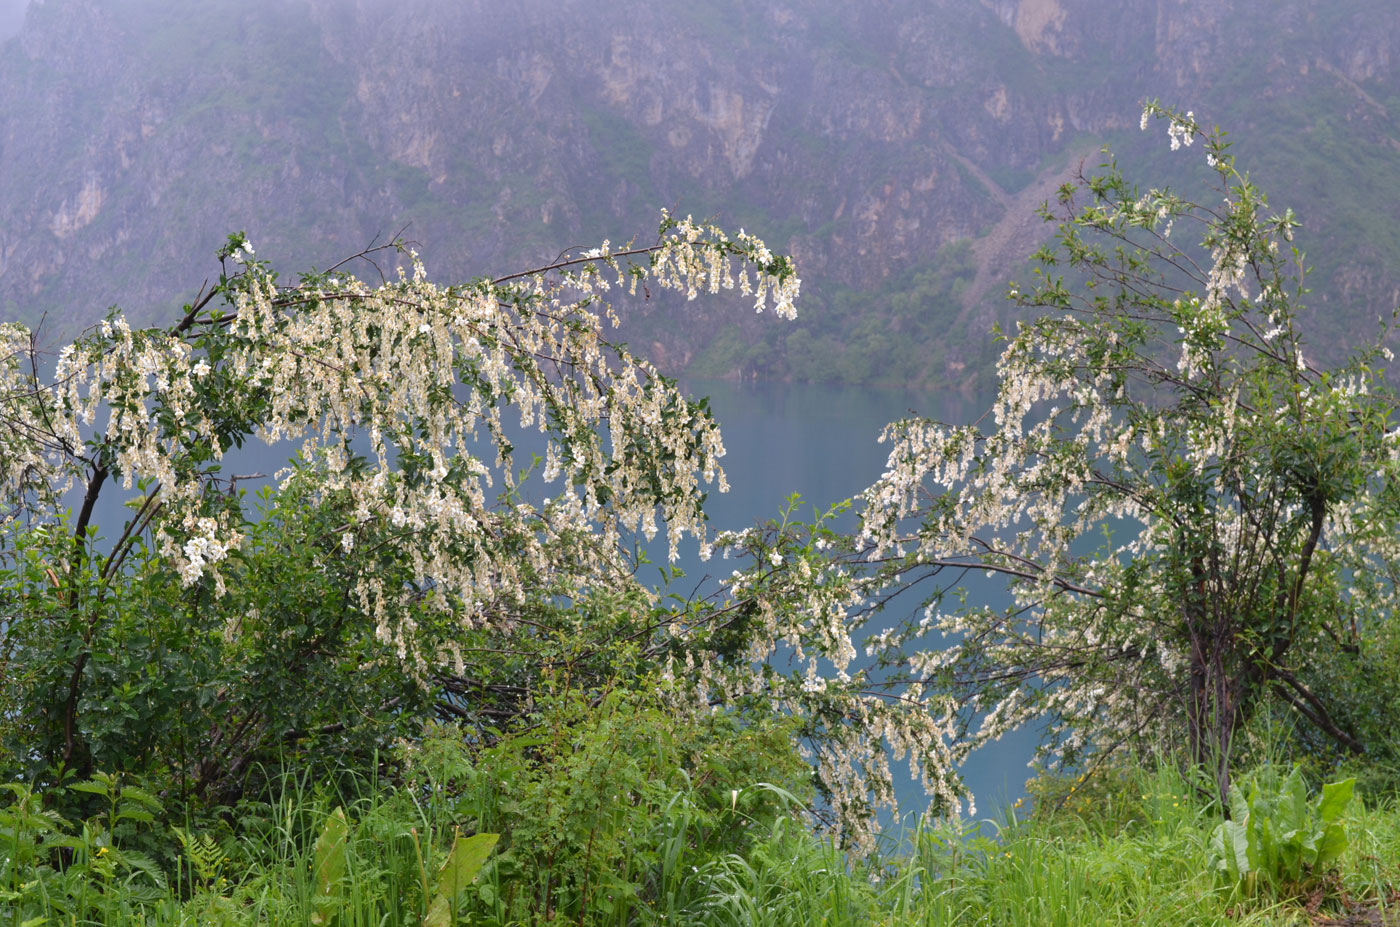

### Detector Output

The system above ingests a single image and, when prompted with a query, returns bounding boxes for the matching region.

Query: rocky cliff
[2,0,1398,388]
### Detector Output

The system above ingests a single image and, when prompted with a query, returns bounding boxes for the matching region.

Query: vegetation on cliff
[5,0,1400,387]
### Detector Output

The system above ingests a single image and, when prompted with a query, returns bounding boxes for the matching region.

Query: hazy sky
[0,0,28,42]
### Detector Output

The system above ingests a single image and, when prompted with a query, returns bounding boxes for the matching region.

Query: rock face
[2,0,1399,387]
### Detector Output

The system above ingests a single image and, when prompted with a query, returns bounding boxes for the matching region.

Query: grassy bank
[5,750,1398,926]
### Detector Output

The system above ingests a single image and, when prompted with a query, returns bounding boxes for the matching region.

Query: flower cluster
[1142,101,1197,151]
[174,515,238,590]
[2,213,799,672]
[718,104,1400,827]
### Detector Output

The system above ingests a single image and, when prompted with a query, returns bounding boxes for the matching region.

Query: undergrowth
[4,740,1400,925]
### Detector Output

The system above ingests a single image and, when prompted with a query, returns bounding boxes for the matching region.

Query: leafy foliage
[707,103,1400,828]
[7,93,1400,924]
[0,216,800,819]
[1210,765,1356,896]
[404,686,811,924]
[0,776,169,923]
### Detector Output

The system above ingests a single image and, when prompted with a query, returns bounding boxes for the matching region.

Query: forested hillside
[3,0,1399,390]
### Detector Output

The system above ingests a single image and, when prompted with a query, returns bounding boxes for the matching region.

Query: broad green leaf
[1298,826,1319,866]
[1227,786,1249,825]
[310,807,349,926]
[1210,825,1227,871]
[1279,839,1302,883]
[1315,822,1348,870]
[1251,815,1273,873]
[1280,767,1306,834]
[66,781,109,797]
[118,785,162,810]
[422,895,452,927]
[434,832,499,899]
[1317,778,1355,825]
[1223,820,1250,878]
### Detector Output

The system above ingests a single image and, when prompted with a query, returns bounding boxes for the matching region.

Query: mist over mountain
[3,0,1399,389]
[0,1,27,41]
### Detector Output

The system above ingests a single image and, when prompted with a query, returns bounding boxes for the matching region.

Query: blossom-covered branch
[698,104,1400,837]
[0,213,802,795]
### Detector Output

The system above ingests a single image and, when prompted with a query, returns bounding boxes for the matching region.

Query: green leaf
[119,849,169,890]
[1278,835,1303,883]
[1315,822,1348,870]
[1209,824,1229,872]
[66,781,109,797]
[420,832,499,927]
[1221,820,1250,879]
[1249,813,1271,874]
[310,807,349,926]
[1227,786,1249,825]
[422,896,452,927]
[118,785,162,810]
[1280,766,1307,835]
[434,832,499,900]
[1317,778,1355,826]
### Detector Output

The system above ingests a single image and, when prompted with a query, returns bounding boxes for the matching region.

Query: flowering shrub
[0,214,800,807]
[5,105,1395,857]
[703,104,1400,843]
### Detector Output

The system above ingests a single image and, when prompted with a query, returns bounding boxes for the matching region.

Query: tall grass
[878,758,1400,927]
[4,753,1399,925]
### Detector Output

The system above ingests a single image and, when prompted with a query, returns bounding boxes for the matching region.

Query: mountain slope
[2,0,1398,388]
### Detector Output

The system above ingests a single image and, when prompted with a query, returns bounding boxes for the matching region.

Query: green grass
[5,755,1400,924]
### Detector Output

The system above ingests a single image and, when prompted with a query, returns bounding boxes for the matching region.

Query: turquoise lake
[70,376,1040,823]
[675,379,1040,823]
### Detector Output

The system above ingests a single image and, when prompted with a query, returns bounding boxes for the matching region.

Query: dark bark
[60,462,109,773]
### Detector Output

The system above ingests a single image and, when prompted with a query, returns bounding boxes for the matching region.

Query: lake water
[677,379,1039,822]
[66,376,1039,822]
